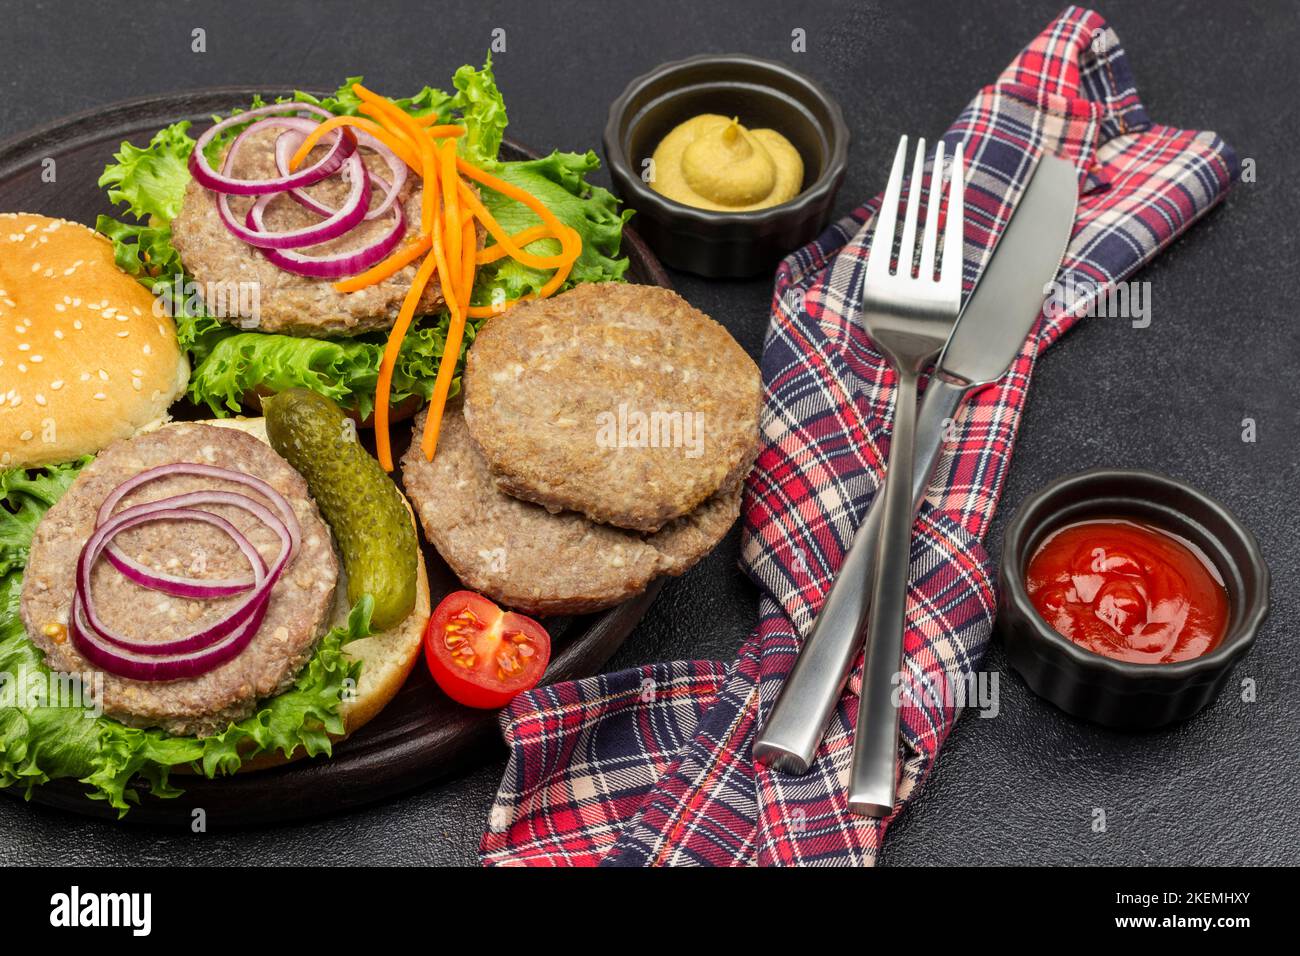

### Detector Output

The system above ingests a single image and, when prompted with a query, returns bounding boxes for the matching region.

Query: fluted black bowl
[998,468,1269,730]
[603,53,849,278]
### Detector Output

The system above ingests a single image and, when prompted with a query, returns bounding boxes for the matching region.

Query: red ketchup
[1024,518,1229,664]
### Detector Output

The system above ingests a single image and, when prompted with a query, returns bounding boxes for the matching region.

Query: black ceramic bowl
[998,468,1269,730]
[603,54,849,278]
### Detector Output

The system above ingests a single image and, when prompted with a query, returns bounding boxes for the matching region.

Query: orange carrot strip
[332,234,431,293]
[420,123,467,138]
[374,248,439,472]
[289,115,418,170]
[441,143,462,283]
[465,224,581,317]
[459,214,477,308]
[418,136,439,237]
[456,183,570,270]
[456,157,573,240]
[475,224,551,264]
[418,200,464,461]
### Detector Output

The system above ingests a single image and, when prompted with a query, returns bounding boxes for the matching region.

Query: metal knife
[753,154,1078,775]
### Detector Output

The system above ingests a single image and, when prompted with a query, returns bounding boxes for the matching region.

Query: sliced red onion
[272,122,408,221]
[71,464,304,682]
[103,510,263,599]
[188,103,356,196]
[218,151,370,250]
[97,463,302,553]
[71,589,272,683]
[75,492,291,657]
[248,193,407,279]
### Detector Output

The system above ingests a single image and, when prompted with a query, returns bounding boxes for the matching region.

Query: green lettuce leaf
[0,462,373,814]
[96,58,627,418]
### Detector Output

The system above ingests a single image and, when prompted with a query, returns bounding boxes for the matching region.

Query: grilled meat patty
[171,127,480,337]
[462,283,763,533]
[20,423,339,737]
[401,402,742,616]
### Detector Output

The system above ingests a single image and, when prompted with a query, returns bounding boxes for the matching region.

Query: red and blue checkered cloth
[480,6,1237,866]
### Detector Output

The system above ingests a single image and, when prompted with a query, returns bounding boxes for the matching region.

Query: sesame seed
[53,329,63,339]
[93,392,106,401]
[97,369,108,380]
[132,378,142,390]
[54,303,65,312]
[73,320,83,330]
[16,364,26,373]
[34,394,45,406]
[79,372,90,381]
[143,344,152,355]
[19,431,32,441]
[30,354,42,363]
[116,331,129,338]
[50,380,62,390]
[29,263,39,272]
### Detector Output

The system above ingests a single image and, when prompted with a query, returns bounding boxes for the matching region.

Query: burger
[0,213,429,812]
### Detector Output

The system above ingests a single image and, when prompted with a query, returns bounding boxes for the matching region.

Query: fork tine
[940,141,965,296]
[918,140,945,280]
[896,138,926,279]
[866,135,908,282]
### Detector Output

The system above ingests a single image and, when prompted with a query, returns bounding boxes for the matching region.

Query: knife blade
[753,154,1078,775]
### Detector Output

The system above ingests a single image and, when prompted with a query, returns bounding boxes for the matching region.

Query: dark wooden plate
[0,89,669,827]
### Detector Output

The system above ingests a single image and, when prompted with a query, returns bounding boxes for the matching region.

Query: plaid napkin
[480,6,1237,866]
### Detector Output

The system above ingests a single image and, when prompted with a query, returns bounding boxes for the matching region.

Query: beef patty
[20,423,339,737]
[170,127,479,337]
[462,283,762,533]
[401,402,742,616]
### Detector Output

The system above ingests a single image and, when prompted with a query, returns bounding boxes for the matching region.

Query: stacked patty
[401,282,762,615]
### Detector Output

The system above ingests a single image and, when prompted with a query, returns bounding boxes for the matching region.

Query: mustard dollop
[650,114,803,212]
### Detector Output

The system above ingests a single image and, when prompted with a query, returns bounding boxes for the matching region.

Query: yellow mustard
[650,114,803,212]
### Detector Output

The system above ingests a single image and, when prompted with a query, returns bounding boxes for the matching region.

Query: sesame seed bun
[0,213,189,469]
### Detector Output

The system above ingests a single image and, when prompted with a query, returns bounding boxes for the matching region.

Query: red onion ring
[97,463,302,552]
[272,122,408,221]
[75,492,291,656]
[101,491,271,599]
[187,103,355,196]
[71,589,272,683]
[218,150,370,250]
[247,192,407,279]
[70,464,304,682]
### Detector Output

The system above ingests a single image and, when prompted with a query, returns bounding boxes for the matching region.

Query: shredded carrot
[455,158,571,238]
[341,84,584,464]
[441,143,462,283]
[332,234,431,293]
[288,115,418,170]
[417,199,464,461]
[459,214,477,301]
[374,248,439,471]
[476,224,551,264]
[417,137,438,236]
[456,183,570,270]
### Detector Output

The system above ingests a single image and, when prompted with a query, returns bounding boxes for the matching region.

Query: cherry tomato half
[423,591,551,709]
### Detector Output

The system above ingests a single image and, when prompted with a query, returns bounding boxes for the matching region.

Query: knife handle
[752,375,969,775]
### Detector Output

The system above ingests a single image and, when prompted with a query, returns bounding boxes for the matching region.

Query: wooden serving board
[0,89,669,826]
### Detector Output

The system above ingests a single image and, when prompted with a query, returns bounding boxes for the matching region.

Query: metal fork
[847,134,964,817]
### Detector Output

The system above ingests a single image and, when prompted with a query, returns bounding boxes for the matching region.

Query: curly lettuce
[95,58,630,419]
[0,462,373,814]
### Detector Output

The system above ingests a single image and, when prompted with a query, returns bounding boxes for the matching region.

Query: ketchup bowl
[998,468,1269,730]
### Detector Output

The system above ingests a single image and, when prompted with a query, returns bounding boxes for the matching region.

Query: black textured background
[1,0,1295,866]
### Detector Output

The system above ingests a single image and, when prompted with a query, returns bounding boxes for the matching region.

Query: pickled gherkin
[264,389,418,630]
